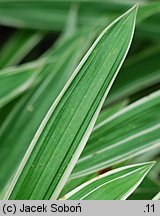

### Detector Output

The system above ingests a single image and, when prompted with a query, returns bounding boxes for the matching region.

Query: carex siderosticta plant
[0,1,160,200]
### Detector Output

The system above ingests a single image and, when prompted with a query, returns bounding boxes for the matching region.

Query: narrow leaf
[72,90,160,178]
[0,30,43,69]
[0,28,95,193]
[95,100,128,126]
[4,6,138,200]
[59,173,97,199]
[62,162,155,200]
[0,65,40,108]
[106,45,160,104]
[0,1,157,33]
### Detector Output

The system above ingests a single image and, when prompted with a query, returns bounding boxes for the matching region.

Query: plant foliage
[0,1,159,200]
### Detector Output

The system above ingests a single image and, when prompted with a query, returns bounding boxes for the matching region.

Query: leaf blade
[72,90,160,178]
[0,30,43,69]
[0,28,95,193]
[62,162,155,200]
[5,6,137,200]
[107,45,160,104]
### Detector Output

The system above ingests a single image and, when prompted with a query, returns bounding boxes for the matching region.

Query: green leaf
[132,147,159,164]
[106,45,160,104]
[59,101,128,198]
[61,162,155,200]
[4,6,137,200]
[0,30,43,69]
[59,173,97,199]
[0,33,78,108]
[95,100,128,126]
[64,3,78,37]
[0,28,95,194]
[0,1,129,31]
[0,1,158,36]
[0,22,105,109]
[0,64,40,108]
[0,56,59,108]
[72,90,160,178]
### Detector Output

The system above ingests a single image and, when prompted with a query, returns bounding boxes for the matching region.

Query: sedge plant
[0,1,160,200]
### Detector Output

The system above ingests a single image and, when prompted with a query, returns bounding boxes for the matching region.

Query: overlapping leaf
[0,30,43,69]
[3,6,137,200]
[59,173,97,199]
[0,56,61,108]
[0,64,40,108]
[0,28,96,193]
[107,45,160,104]
[62,162,155,200]
[59,101,128,198]
[0,1,159,41]
[95,100,128,126]
[0,1,131,31]
[72,90,160,178]
[0,32,80,108]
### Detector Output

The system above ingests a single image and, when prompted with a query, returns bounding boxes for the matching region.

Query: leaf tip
[142,161,156,172]
[128,4,139,19]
